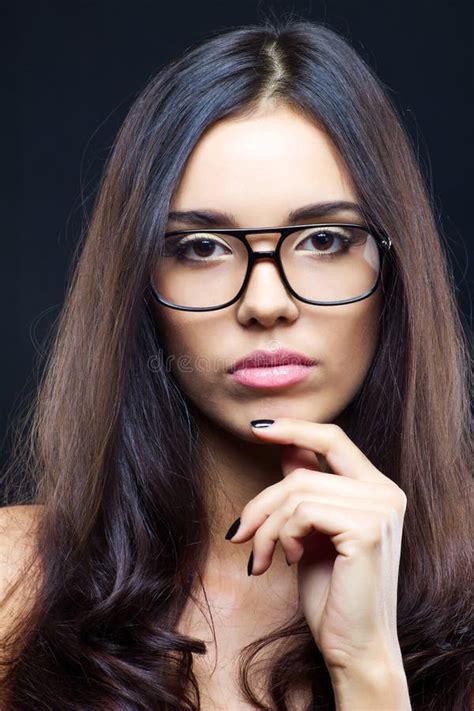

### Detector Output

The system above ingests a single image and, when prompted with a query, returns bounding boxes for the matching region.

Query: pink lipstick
[228,348,317,389]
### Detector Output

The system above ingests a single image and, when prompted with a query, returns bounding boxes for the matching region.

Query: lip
[228,348,317,389]
[228,347,317,373]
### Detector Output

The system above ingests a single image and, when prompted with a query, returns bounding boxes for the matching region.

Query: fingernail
[250,419,275,428]
[247,551,254,576]
[224,516,241,541]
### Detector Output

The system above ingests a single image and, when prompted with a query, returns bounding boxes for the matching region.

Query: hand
[226,418,408,674]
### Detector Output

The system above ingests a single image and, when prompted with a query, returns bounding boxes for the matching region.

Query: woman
[0,16,471,711]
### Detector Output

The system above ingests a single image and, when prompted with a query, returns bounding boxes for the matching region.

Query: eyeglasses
[149,223,392,312]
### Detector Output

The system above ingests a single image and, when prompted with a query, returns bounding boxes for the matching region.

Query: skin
[151,101,383,612]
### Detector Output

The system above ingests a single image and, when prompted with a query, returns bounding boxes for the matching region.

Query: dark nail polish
[250,419,275,428]
[224,516,241,540]
[247,551,254,576]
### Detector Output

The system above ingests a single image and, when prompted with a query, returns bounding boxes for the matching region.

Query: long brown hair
[0,15,472,710]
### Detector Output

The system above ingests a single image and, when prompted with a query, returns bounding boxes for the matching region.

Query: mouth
[228,363,316,389]
[227,348,317,389]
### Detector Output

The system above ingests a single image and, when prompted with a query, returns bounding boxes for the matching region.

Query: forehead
[170,104,358,226]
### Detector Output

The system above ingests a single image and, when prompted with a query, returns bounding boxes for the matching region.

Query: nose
[235,250,300,327]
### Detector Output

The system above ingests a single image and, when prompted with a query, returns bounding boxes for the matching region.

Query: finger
[250,495,388,574]
[251,420,381,483]
[229,469,387,544]
[279,501,380,563]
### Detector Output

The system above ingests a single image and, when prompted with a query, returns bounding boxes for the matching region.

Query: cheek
[152,307,224,387]
[322,296,381,396]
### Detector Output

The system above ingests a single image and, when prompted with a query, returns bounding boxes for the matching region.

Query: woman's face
[152,103,383,442]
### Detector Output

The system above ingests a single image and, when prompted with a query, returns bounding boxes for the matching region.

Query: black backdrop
[2,0,472,483]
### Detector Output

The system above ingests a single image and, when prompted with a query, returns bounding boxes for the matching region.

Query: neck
[200,413,282,511]
[195,411,286,569]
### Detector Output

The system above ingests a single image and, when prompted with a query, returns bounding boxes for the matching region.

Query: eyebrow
[167,200,364,228]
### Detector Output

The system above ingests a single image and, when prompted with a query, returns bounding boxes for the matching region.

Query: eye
[295,228,352,257]
[165,233,233,261]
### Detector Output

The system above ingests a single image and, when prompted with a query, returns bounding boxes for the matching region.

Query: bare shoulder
[0,505,44,639]
[0,504,43,561]
[0,503,43,531]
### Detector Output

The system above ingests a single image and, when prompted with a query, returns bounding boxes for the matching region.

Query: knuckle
[396,489,408,512]
[285,492,304,512]
[323,423,343,451]
[286,468,308,487]
[294,500,312,519]
[386,486,408,515]
[327,423,344,438]
[359,518,385,547]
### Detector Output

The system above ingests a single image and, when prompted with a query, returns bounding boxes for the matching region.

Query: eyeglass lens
[151,225,381,308]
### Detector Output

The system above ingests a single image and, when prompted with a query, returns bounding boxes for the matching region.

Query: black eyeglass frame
[149,222,392,312]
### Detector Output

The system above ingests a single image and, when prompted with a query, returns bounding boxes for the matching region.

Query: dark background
[2,0,473,477]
